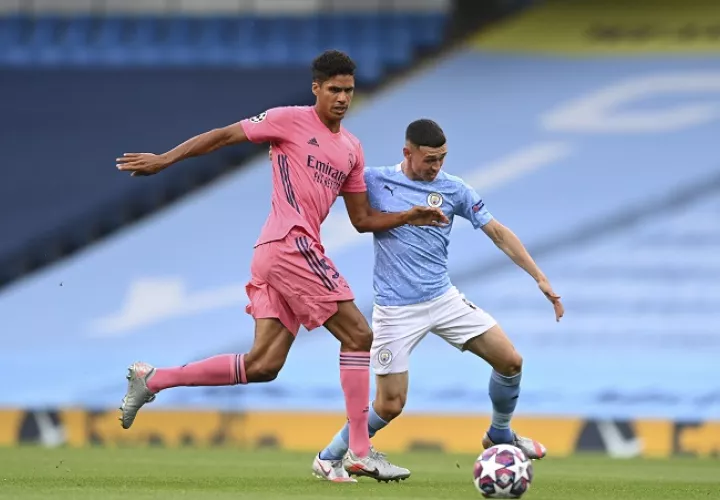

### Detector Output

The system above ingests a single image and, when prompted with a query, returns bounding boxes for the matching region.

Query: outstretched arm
[118,107,292,177]
[158,123,248,165]
[343,192,448,233]
[117,122,248,176]
[482,219,564,321]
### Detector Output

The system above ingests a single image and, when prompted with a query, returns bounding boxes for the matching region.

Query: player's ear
[311,81,320,97]
[402,146,411,160]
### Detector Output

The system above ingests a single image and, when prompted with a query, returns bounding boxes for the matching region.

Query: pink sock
[147,354,247,393]
[339,352,371,458]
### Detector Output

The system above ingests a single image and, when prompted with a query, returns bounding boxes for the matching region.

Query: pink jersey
[240,106,366,246]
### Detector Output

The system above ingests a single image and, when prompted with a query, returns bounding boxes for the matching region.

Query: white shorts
[370,286,497,375]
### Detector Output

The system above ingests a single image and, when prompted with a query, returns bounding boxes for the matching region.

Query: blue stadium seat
[154,17,191,64]
[0,15,23,46]
[353,46,383,84]
[377,14,414,67]
[61,17,94,64]
[411,13,446,49]
[0,16,30,65]
[287,15,321,60]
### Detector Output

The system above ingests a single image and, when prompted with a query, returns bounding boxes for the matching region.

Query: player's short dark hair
[312,50,356,83]
[406,119,446,148]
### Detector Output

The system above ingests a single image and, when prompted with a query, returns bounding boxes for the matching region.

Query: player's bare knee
[497,352,523,377]
[375,394,405,421]
[337,317,373,352]
[345,326,372,352]
[244,355,283,383]
[327,301,373,352]
[247,362,281,382]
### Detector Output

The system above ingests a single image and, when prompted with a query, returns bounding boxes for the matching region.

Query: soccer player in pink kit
[115,50,448,477]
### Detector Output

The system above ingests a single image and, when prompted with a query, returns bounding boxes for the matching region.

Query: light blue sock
[319,402,389,460]
[487,370,522,444]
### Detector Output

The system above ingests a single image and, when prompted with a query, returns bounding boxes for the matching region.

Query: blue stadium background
[1,0,719,454]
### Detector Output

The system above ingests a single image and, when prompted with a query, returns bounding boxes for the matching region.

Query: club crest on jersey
[249,111,267,123]
[348,152,355,169]
[427,192,443,207]
[377,348,393,366]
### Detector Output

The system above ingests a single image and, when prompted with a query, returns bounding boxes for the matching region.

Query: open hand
[116,153,170,177]
[538,278,564,322]
[406,206,449,227]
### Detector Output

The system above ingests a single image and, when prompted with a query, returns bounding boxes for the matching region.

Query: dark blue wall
[0,67,312,258]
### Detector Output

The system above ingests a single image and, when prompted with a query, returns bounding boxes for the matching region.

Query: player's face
[312,75,355,122]
[404,143,447,181]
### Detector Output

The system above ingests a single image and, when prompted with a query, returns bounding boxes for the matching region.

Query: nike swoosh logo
[318,461,332,476]
[349,463,379,476]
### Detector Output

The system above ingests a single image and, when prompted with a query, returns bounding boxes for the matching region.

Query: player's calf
[119,355,246,429]
[318,373,411,482]
[319,400,391,459]
[318,373,407,461]
[486,353,523,445]
[463,326,536,452]
[324,301,373,458]
[119,319,294,429]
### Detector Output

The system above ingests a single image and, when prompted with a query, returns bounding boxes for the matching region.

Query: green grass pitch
[1,447,717,499]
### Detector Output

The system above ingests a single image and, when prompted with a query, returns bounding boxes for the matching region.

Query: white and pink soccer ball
[473,444,534,498]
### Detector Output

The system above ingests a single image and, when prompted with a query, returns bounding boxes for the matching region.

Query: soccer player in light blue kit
[311,119,565,482]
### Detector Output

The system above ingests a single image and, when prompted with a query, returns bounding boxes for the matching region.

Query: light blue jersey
[366,164,494,306]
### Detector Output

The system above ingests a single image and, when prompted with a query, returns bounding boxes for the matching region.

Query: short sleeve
[341,145,367,194]
[239,106,296,144]
[455,180,493,229]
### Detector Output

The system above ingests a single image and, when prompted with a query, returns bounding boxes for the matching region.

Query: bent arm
[343,192,410,233]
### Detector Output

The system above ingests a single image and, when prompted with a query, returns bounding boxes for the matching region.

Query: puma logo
[383,185,395,195]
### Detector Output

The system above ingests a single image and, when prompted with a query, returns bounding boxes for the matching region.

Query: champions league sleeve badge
[249,111,267,123]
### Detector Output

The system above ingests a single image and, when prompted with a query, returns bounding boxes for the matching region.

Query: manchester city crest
[427,192,443,207]
[377,348,393,366]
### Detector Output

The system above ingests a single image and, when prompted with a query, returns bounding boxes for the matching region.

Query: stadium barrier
[471,0,720,55]
[1,409,718,458]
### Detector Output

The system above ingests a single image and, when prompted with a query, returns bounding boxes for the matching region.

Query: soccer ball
[473,444,533,498]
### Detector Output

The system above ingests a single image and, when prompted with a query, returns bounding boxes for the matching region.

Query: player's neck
[313,106,342,133]
[400,160,423,181]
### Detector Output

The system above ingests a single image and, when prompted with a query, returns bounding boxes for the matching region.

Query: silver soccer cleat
[119,361,157,429]
[482,431,547,460]
[343,447,411,482]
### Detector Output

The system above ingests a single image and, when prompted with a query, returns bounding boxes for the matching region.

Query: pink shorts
[245,228,355,335]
